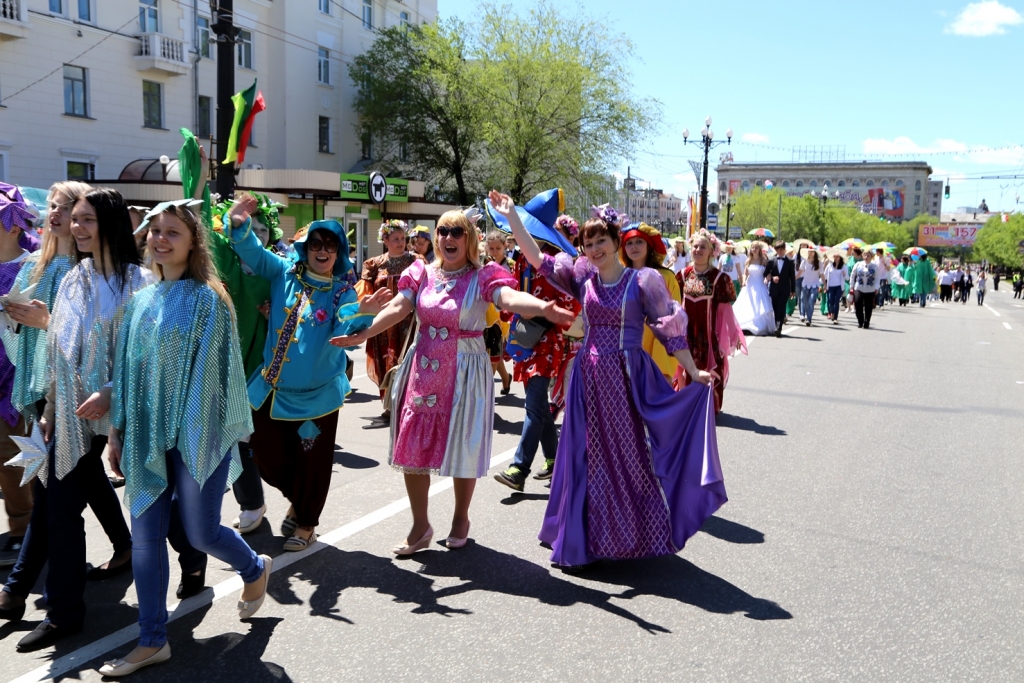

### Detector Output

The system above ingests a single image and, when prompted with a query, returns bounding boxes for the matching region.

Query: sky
[436,0,1024,212]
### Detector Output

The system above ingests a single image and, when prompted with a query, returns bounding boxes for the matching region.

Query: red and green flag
[222,79,265,165]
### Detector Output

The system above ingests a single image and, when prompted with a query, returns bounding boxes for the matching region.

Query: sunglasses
[437,226,466,239]
[307,238,338,254]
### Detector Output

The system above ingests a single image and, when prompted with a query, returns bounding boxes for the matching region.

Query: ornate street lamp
[683,116,732,230]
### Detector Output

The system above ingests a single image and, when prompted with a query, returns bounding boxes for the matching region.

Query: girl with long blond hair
[331,209,573,553]
[101,201,272,676]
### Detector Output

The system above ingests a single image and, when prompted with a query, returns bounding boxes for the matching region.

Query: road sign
[707,202,719,215]
[706,214,718,229]
[368,171,388,204]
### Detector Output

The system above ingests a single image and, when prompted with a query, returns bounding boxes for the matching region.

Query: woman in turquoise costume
[100,201,271,677]
[226,196,390,552]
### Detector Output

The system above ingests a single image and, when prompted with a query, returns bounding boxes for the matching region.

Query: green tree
[349,21,483,205]
[475,2,656,204]
[973,214,1024,266]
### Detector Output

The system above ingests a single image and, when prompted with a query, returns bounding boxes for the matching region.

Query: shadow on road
[499,492,549,505]
[341,390,376,405]
[270,546,470,621]
[716,413,786,436]
[492,414,524,436]
[332,448,379,470]
[699,516,765,544]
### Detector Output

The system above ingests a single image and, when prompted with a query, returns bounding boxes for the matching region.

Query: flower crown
[555,214,579,238]
[377,218,408,243]
[590,203,624,227]
[214,193,282,236]
[689,229,722,259]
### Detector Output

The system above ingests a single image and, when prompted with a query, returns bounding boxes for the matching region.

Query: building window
[866,180,874,187]
[852,180,860,187]
[895,179,904,187]
[838,180,845,187]
[741,180,750,190]
[361,130,372,159]
[318,0,331,14]
[914,194,920,206]
[915,180,922,191]
[139,0,158,33]
[881,179,889,187]
[0,152,7,183]
[49,0,62,13]
[237,30,253,69]
[197,95,211,137]
[66,160,95,181]
[197,16,213,59]
[795,180,803,188]
[142,80,163,129]
[318,48,330,84]
[78,0,91,21]
[362,0,373,30]
[63,65,88,117]
[399,141,409,162]
[400,10,410,28]
[319,117,331,153]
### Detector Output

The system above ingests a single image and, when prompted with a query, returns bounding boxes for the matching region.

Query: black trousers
[770,294,789,329]
[854,291,876,328]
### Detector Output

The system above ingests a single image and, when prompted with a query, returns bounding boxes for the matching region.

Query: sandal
[283,530,317,552]
[280,515,298,537]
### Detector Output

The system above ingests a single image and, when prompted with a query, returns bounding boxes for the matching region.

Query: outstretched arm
[329,292,410,348]
[494,287,575,326]
[488,190,543,270]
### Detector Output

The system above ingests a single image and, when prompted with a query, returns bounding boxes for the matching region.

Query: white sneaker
[233,504,267,535]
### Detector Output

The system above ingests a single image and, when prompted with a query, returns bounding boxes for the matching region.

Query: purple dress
[538,254,727,566]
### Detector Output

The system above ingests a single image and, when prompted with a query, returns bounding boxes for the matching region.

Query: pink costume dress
[389,260,516,477]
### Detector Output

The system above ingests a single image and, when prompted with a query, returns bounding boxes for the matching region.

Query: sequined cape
[47,260,155,485]
[229,218,373,420]
[111,280,252,517]
[6,254,74,422]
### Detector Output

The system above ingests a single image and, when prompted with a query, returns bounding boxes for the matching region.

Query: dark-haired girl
[621,222,681,382]
[491,191,726,571]
[8,188,153,652]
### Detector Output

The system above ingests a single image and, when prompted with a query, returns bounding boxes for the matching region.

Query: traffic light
[944,180,950,200]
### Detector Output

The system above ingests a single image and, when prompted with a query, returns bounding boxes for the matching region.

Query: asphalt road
[0,285,1021,682]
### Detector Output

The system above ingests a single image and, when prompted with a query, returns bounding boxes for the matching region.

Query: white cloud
[670,173,700,198]
[862,136,1023,165]
[945,1,1023,36]
[741,132,770,144]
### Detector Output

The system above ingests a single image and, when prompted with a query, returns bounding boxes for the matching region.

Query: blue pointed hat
[487,188,577,257]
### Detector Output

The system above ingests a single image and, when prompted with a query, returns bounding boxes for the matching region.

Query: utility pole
[212,0,237,199]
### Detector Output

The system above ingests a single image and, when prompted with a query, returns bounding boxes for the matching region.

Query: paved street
[0,287,1021,683]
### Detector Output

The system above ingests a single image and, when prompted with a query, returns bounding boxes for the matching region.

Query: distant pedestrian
[937,265,953,302]
[764,240,796,337]
[796,249,823,326]
[962,269,973,305]
[849,247,882,329]
[823,253,848,323]
[976,271,986,305]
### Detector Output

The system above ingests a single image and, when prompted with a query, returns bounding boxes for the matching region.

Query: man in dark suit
[764,240,796,337]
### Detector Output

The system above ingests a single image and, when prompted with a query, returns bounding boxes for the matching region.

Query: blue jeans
[799,287,818,322]
[512,375,558,474]
[133,448,263,648]
[827,286,843,319]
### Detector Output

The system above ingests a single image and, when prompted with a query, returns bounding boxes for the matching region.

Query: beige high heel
[393,526,433,555]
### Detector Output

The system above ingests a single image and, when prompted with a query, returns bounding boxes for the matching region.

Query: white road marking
[1003,322,1012,330]
[9,447,518,683]
[983,304,1001,317]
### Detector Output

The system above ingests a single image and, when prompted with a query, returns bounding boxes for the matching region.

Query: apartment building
[0,0,437,188]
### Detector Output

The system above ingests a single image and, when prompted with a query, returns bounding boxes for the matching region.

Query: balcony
[134,33,189,76]
[0,0,30,40]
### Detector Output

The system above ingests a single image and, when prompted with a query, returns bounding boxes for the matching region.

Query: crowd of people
[0,154,1007,674]
[0,161,746,676]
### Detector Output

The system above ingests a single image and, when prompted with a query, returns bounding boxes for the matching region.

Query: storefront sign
[340,173,409,202]
[918,224,982,248]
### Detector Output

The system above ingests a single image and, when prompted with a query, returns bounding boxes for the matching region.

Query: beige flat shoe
[98,643,171,677]
[237,554,273,619]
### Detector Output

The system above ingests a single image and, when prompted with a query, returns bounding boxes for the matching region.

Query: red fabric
[511,253,581,383]
[675,265,736,413]
[237,91,265,164]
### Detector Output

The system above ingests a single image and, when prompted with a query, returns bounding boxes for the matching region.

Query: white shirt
[670,252,689,275]
[937,271,954,286]
[824,263,848,288]
[798,261,822,288]
[850,261,882,292]
[720,254,739,281]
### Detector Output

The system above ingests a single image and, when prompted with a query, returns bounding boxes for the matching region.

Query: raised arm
[226,196,288,282]
[488,190,543,270]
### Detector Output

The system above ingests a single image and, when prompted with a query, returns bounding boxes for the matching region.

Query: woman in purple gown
[489,192,727,569]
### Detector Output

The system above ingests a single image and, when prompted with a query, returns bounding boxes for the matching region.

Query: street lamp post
[683,116,732,230]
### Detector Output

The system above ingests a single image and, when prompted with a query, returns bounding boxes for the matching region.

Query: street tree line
[349,1,656,213]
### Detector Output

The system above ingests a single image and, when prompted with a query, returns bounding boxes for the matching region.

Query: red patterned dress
[511,253,581,385]
[677,265,739,413]
[360,252,420,400]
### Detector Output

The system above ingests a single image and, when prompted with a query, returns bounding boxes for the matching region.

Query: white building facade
[714,161,937,221]
[0,0,437,188]
[623,189,682,232]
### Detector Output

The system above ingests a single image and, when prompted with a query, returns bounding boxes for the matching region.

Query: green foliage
[350,2,656,206]
[729,188,918,250]
[349,21,483,205]
[973,214,1024,266]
